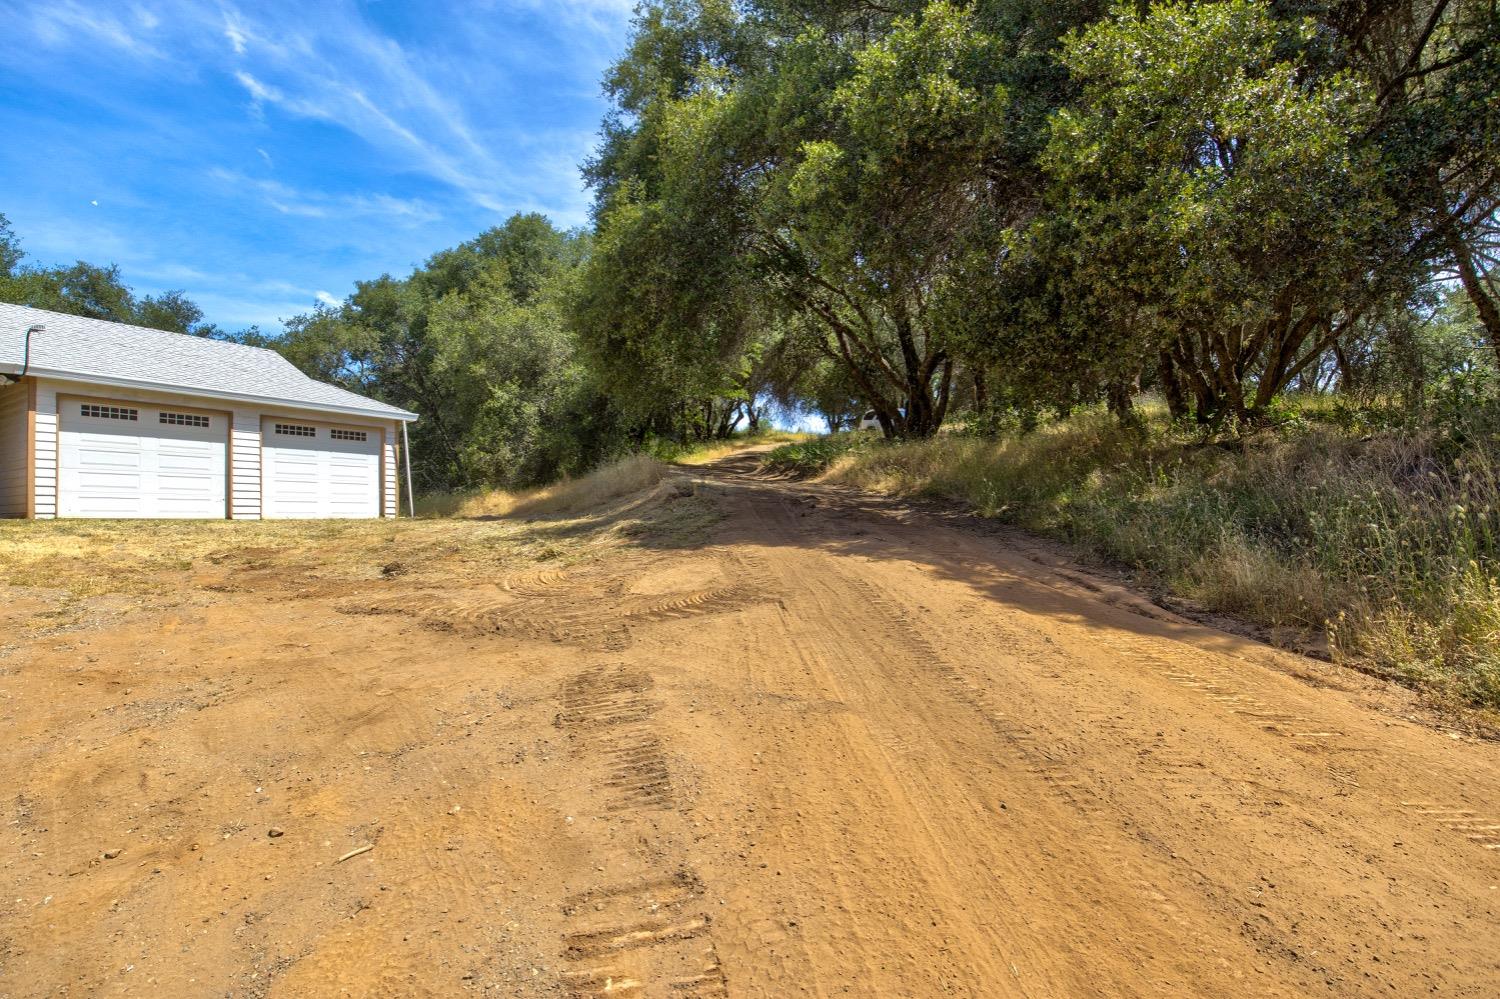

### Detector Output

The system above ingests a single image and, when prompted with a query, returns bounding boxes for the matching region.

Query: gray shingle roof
[0,303,415,421]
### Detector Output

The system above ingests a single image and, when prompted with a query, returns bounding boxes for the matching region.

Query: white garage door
[59,399,227,519]
[261,419,381,519]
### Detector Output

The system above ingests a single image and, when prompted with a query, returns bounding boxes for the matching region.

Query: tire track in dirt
[560,666,676,814]
[799,491,1354,759]
[785,488,1415,806]
[820,564,1351,991]
[553,664,728,997]
[1399,801,1500,852]
[502,567,571,597]
[937,558,1498,864]
[339,553,777,653]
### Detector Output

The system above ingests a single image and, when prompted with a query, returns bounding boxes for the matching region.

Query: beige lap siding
[32,380,58,519]
[230,408,263,520]
[0,379,29,517]
[382,426,398,517]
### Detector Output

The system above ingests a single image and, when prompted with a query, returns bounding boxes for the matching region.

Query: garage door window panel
[160,412,211,428]
[81,404,138,421]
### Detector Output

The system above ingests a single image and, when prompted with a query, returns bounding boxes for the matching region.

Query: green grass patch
[763,432,878,475]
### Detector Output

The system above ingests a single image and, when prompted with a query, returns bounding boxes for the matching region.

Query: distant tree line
[1,211,711,492]
[228,214,635,491]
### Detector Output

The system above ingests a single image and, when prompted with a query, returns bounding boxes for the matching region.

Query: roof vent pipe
[18,323,43,379]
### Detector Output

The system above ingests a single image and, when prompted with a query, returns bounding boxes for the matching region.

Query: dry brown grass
[0,455,707,608]
[0,518,513,599]
[0,460,689,603]
[416,454,672,519]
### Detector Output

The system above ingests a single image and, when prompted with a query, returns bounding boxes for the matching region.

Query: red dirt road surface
[2,452,1498,996]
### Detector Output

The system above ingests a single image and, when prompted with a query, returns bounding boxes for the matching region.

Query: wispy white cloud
[9,0,626,225]
[233,70,280,104]
[222,8,249,55]
[187,290,322,329]
[1,0,633,332]
[219,12,518,213]
[209,1,626,222]
[315,290,340,307]
[208,167,441,224]
[8,209,329,327]
[25,0,167,59]
[15,212,139,264]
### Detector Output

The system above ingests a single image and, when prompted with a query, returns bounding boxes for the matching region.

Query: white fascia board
[18,368,419,422]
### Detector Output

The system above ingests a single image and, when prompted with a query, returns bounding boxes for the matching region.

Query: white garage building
[0,303,416,520]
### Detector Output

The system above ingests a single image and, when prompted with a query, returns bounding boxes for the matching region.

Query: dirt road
[2,452,1499,997]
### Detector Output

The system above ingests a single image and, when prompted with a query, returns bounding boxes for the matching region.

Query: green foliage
[571,185,756,419]
[585,0,1067,439]
[575,0,1496,434]
[266,214,627,492]
[762,431,877,475]
[989,1,1394,423]
[0,213,22,277]
[425,267,589,485]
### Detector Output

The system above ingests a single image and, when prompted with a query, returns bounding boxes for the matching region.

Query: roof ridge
[0,302,280,359]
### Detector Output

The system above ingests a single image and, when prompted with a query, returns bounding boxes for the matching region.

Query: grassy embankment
[416,454,674,518]
[416,430,812,518]
[767,403,1500,713]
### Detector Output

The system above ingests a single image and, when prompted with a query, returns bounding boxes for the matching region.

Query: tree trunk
[1449,228,1500,366]
[1156,350,1188,421]
[1331,339,1356,395]
[1106,378,1136,423]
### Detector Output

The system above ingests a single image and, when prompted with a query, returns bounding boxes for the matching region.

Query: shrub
[763,432,878,476]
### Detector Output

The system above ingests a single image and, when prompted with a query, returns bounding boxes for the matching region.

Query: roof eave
[6,366,419,422]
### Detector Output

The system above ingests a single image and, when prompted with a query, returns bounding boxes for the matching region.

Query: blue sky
[0,0,633,331]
